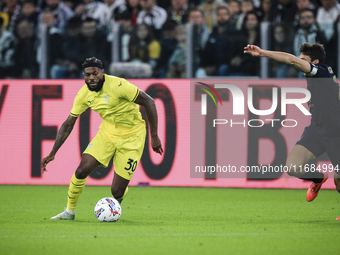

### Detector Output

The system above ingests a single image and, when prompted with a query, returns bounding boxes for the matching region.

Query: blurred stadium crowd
[0,0,339,79]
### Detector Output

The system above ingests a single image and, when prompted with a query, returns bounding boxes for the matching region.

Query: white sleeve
[305,63,318,76]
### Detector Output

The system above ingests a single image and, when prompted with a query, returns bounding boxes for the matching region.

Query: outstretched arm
[134,90,163,155]
[244,44,312,73]
[41,115,78,172]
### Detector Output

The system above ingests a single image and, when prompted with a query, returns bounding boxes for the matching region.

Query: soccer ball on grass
[94,197,122,222]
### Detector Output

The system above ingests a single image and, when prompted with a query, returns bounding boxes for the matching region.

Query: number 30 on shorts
[124,158,137,172]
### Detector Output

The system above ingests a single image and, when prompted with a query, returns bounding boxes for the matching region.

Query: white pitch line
[0,233,278,239]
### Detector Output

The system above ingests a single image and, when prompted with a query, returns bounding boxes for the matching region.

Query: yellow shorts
[83,126,146,180]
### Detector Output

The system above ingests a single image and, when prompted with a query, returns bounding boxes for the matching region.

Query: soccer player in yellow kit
[41,57,163,220]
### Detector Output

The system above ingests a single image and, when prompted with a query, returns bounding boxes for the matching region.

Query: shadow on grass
[73,218,166,226]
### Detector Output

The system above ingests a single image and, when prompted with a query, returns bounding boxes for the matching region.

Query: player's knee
[285,163,295,176]
[111,186,125,199]
[285,162,304,177]
[75,167,89,179]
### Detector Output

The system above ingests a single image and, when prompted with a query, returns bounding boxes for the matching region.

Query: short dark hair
[300,42,326,63]
[83,17,98,23]
[162,19,177,31]
[216,5,230,14]
[22,0,36,6]
[114,8,132,21]
[189,8,205,17]
[242,0,254,4]
[299,8,316,18]
[82,57,103,70]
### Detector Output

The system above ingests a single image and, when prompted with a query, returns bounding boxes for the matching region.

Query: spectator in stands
[15,0,39,30]
[166,0,195,25]
[59,16,83,78]
[228,10,260,76]
[1,0,21,32]
[227,0,241,28]
[198,5,239,77]
[125,0,141,25]
[115,7,134,61]
[38,11,65,78]
[168,24,187,77]
[0,16,17,78]
[74,0,106,22]
[128,22,161,69]
[137,0,167,39]
[158,0,200,10]
[236,0,255,30]
[63,0,82,11]
[188,8,211,49]
[79,17,111,67]
[188,8,211,74]
[293,9,327,57]
[294,0,316,25]
[41,0,75,31]
[156,0,171,10]
[270,22,295,77]
[316,0,340,41]
[317,0,340,23]
[99,0,125,33]
[50,16,110,79]
[268,0,296,23]
[258,0,272,21]
[153,19,178,77]
[325,14,340,75]
[198,0,224,31]
[293,8,327,77]
[0,12,8,29]
[13,19,39,78]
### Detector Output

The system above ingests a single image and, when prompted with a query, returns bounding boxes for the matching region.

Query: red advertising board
[0,79,335,189]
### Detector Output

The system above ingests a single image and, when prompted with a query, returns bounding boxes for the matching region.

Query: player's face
[83,67,104,90]
[300,53,312,63]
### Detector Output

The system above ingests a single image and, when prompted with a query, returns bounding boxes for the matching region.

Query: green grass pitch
[0,185,339,255]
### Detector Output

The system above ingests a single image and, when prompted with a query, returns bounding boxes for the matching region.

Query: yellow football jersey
[70,74,145,135]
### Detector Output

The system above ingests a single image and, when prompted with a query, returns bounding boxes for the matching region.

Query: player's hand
[41,154,55,173]
[244,44,262,57]
[151,135,163,155]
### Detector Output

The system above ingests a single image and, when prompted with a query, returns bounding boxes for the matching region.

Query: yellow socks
[66,174,87,212]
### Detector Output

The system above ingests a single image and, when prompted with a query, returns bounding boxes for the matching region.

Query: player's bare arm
[244,44,312,73]
[41,115,78,172]
[134,90,163,155]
